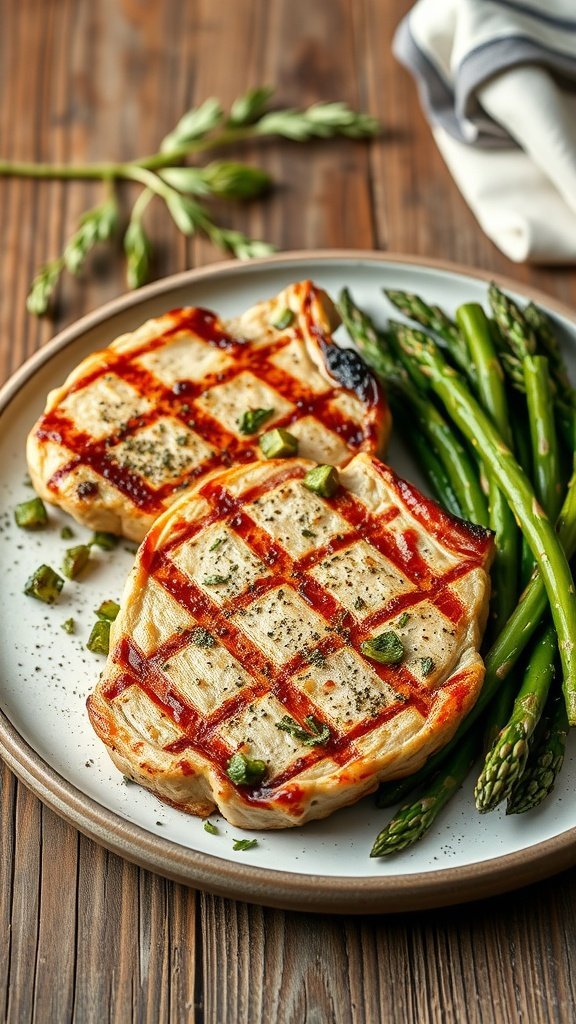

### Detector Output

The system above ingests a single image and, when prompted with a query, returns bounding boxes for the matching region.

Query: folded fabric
[394,0,576,263]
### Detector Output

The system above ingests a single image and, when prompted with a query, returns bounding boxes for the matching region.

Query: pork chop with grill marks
[87,453,494,829]
[27,281,390,541]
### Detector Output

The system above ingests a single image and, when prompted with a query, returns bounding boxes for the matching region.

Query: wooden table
[2,1,575,1020]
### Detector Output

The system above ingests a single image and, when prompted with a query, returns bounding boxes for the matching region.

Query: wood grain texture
[2,0,576,1021]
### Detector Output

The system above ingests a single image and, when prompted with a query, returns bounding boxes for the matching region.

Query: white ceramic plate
[2,251,576,914]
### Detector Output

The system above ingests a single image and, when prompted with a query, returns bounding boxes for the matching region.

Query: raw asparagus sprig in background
[0,87,379,314]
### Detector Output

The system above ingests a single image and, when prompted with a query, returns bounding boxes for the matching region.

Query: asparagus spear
[506,689,569,814]
[524,301,576,407]
[393,406,463,517]
[338,289,488,524]
[371,731,477,856]
[393,321,576,724]
[384,289,473,381]
[474,624,557,812]
[456,302,519,633]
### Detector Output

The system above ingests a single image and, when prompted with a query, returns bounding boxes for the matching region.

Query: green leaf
[209,226,276,260]
[232,838,258,851]
[160,98,224,152]
[203,820,218,835]
[238,407,275,435]
[124,219,152,289]
[165,193,204,235]
[275,715,331,747]
[360,631,404,666]
[201,161,272,200]
[160,167,211,196]
[226,753,267,786]
[26,259,65,316]
[228,85,274,126]
[64,197,118,274]
[255,102,379,141]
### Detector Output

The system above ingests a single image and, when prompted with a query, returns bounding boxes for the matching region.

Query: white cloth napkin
[393,0,576,263]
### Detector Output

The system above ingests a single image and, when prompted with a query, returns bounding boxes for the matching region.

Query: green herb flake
[209,536,225,552]
[96,600,120,622]
[203,820,218,835]
[90,531,119,551]
[360,631,404,666]
[191,626,216,647]
[420,657,435,677]
[238,407,275,435]
[204,574,232,586]
[62,544,91,579]
[303,465,339,498]
[301,528,316,538]
[276,715,331,747]
[14,497,48,530]
[271,308,295,331]
[61,617,75,635]
[305,648,326,668]
[232,838,258,851]
[122,775,136,786]
[60,525,74,540]
[398,612,410,628]
[226,752,267,786]
[24,565,64,604]
[86,619,111,656]
[259,428,298,459]
[354,596,366,612]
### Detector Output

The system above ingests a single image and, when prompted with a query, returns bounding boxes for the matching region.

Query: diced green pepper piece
[238,407,275,435]
[95,600,120,622]
[271,308,295,331]
[90,531,118,550]
[14,497,48,530]
[420,657,435,677]
[60,525,74,540]
[61,618,75,634]
[24,565,64,604]
[86,619,111,656]
[62,544,91,579]
[360,630,404,666]
[259,428,298,459]
[226,752,267,786]
[303,465,339,498]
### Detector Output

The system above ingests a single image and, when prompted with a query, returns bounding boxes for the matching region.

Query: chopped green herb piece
[226,752,267,786]
[204,574,232,586]
[303,465,339,498]
[238,407,275,435]
[360,631,404,666]
[354,596,366,611]
[96,600,120,621]
[60,525,74,540]
[276,714,331,747]
[398,612,410,628]
[62,544,91,579]
[14,497,48,530]
[420,657,435,677]
[86,619,111,656]
[23,474,33,488]
[271,308,295,331]
[191,626,216,647]
[259,428,298,459]
[204,820,218,835]
[232,838,258,851]
[61,617,75,634]
[209,536,225,552]
[301,528,316,538]
[90,531,118,551]
[24,565,64,604]
[122,775,136,785]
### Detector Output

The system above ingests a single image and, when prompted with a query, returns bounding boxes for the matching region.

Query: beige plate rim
[2,249,576,914]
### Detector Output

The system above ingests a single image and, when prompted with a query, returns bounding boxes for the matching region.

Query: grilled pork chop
[27,281,390,541]
[87,453,493,829]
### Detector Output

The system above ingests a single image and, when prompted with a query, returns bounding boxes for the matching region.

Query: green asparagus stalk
[474,625,557,812]
[523,355,563,521]
[370,731,477,856]
[456,302,519,632]
[524,301,576,408]
[393,321,576,725]
[394,407,463,517]
[384,289,473,382]
[338,289,488,525]
[506,689,569,814]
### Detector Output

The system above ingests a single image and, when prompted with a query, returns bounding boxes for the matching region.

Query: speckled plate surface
[1,251,576,914]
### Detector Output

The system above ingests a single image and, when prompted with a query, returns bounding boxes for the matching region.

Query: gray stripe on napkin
[493,0,576,32]
[394,19,576,149]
